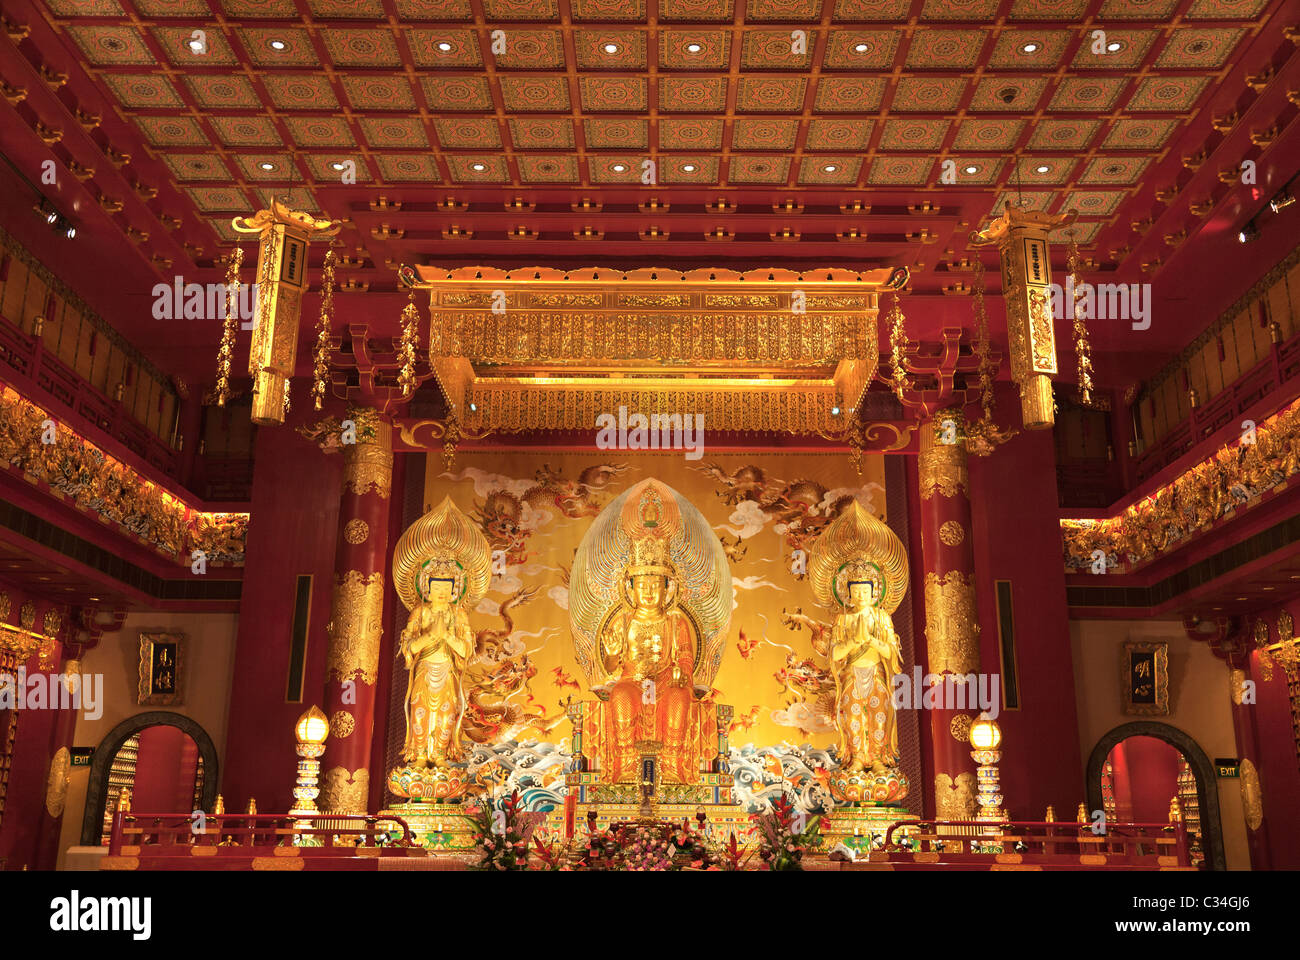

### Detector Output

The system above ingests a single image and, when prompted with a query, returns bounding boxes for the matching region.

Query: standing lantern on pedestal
[969,712,1004,850]
[290,705,329,845]
[230,201,341,425]
[969,206,1076,430]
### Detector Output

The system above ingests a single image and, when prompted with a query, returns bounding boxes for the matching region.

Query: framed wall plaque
[137,632,184,706]
[1121,640,1169,715]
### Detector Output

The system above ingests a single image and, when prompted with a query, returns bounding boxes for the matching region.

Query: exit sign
[1215,758,1240,778]
[69,748,93,767]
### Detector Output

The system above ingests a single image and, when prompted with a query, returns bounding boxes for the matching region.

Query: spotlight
[823,164,838,173]
[1237,223,1258,243]
[1270,191,1295,213]
[612,163,627,172]
[471,162,486,171]
[603,42,620,54]
[331,161,346,170]
[1106,41,1122,52]
[269,39,287,50]
[854,43,869,53]
[259,161,275,170]
[437,41,453,52]
[187,38,204,54]
[45,209,58,224]
[964,164,978,174]
[1021,42,1039,53]
[1035,164,1050,173]
[686,43,702,53]
[682,163,697,172]
[65,224,76,239]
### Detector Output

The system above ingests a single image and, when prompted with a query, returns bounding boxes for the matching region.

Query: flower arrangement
[750,791,828,871]
[469,790,531,871]
[574,818,742,871]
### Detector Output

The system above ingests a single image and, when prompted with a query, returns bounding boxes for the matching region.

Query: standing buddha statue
[388,496,491,800]
[809,501,911,805]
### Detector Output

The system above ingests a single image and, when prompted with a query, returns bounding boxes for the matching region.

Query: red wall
[1112,736,1182,824]
[133,725,198,814]
[969,385,1086,818]
[219,401,343,812]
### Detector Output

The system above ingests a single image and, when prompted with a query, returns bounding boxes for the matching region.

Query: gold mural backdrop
[417,449,889,752]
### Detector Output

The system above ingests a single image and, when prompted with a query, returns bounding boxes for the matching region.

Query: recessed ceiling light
[823,164,838,172]
[612,163,627,172]
[471,162,486,171]
[437,41,453,52]
[269,39,287,50]
[603,42,620,54]
[65,225,75,238]
[1035,164,1050,173]
[331,161,346,171]
[854,43,869,53]
[682,163,697,172]
[259,161,275,170]
[1107,41,1122,52]
[187,39,204,54]
[1021,42,1039,53]
[686,42,702,53]
[964,164,978,174]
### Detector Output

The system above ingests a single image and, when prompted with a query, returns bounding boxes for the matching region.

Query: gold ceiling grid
[36,0,1275,262]
[404,262,897,434]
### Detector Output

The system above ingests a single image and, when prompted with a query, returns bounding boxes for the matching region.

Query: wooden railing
[877,819,1190,869]
[0,315,182,480]
[106,810,416,856]
[1133,334,1300,486]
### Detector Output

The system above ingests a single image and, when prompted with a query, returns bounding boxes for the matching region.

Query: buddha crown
[625,535,674,578]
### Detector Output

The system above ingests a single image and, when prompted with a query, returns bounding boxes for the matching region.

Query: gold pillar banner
[923,572,980,675]
[325,571,385,685]
[342,412,394,499]
[917,412,970,500]
[319,767,370,815]
[231,201,341,425]
[970,207,1076,431]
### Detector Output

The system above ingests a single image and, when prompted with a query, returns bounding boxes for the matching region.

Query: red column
[319,408,394,814]
[916,409,982,827]
[1228,661,1272,869]
[32,648,82,870]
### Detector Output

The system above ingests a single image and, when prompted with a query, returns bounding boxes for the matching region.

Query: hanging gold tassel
[1067,234,1094,405]
[398,291,420,398]
[886,291,908,402]
[312,244,338,411]
[214,247,244,408]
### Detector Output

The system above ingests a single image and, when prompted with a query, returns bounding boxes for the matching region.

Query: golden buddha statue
[809,501,910,804]
[388,497,491,800]
[570,479,731,790]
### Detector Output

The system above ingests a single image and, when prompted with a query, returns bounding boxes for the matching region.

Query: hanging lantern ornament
[312,244,339,411]
[970,205,1076,430]
[214,247,244,408]
[398,290,420,398]
[230,201,341,425]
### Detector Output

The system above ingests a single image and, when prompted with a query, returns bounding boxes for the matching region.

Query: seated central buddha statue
[594,535,699,783]
[569,478,732,790]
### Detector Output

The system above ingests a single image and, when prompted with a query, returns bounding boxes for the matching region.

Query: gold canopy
[808,501,909,614]
[391,496,492,611]
[569,478,731,687]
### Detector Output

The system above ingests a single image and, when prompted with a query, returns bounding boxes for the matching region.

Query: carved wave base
[822,805,918,854]
[378,800,476,852]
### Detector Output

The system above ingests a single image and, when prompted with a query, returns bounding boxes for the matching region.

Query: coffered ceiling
[1,0,1298,386]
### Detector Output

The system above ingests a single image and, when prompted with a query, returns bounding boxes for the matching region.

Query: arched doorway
[79,712,219,845]
[1085,722,1225,871]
